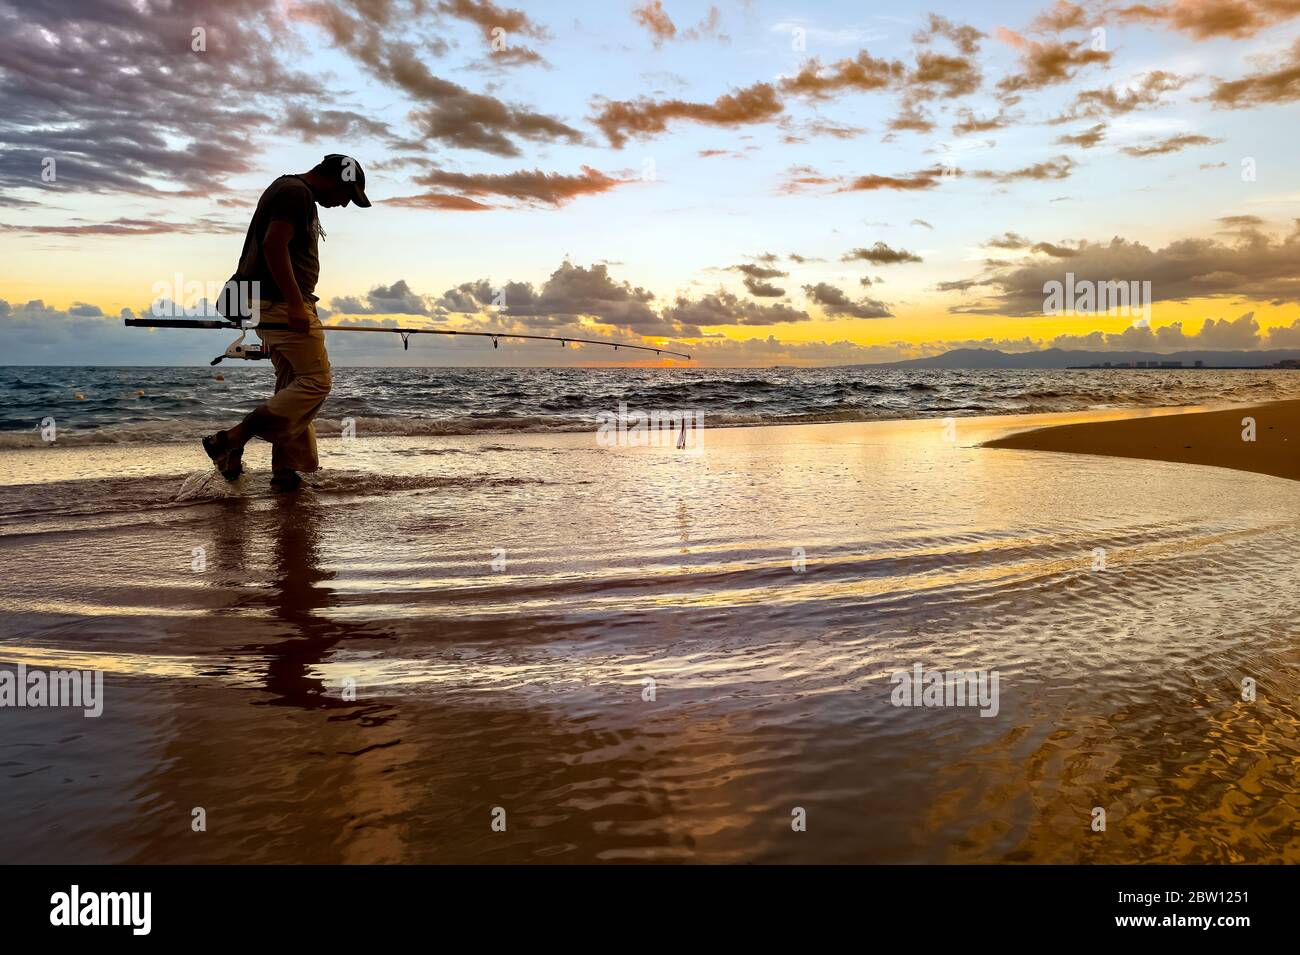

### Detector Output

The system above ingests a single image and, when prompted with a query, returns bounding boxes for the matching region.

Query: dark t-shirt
[236,175,321,302]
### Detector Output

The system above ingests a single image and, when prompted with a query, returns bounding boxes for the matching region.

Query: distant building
[1160,361,1182,368]
[1278,359,1300,369]
[1194,360,1204,368]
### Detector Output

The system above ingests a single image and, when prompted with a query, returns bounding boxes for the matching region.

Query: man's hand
[263,219,311,331]
[285,301,312,333]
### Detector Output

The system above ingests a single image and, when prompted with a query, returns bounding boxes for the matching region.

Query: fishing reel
[210,329,268,365]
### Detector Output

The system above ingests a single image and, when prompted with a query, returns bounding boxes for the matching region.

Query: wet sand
[2,408,1299,863]
[985,399,1300,482]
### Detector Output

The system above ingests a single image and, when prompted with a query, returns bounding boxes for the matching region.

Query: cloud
[913,13,985,56]
[435,279,497,312]
[0,299,238,365]
[282,106,392,142]
[802,282,893,318]
[779,51,906,98]
[1027,1,1091,32]
[390,166,627,208]
[1115,0,1300,40]
[943,221,1300,314]
[800,119,869,140]
[775,164,838,194]
[1031,241,1082,257]
[632,1,677,45]
[1053,71,1190,121]
[974,155,1076,182]
[730,263,788,297]
[1217,214,1265,227]
[437,0,550,54]
[731,263,787,279]
[907,51,983,100]
[385,193,495,211]
[904,15,985,101]
[590,31,974,147]
[995,34,1111,93]
[886,102,938,134]
[1055,122,1107,147]
[842,242,923,264]
[661,289,811,326]
[1208,38,1300,107]
[986,232,1032,249]
[295,2,580,155]
[0,217,242,237]
[331,280,431,315]
[591,81,783,147]
[631,2,725,46]
[952,108,1015,135]
[742,277,786,297]
[490,261,683,335]
[839,167,947,191]
[1050,312,1266,350]
[1120,132,1223,156]
[0,0,316,196]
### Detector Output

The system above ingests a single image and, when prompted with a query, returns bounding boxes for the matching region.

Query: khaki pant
[244,300,332,473]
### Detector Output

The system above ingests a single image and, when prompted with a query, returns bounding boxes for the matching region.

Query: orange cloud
[1115,0,1300,40]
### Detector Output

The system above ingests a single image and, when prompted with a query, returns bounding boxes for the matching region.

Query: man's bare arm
[263,219,311,332]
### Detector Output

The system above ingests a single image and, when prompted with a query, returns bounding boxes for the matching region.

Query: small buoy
[214,373,225,381]
[135,389,145,397]
[74,392,85,401]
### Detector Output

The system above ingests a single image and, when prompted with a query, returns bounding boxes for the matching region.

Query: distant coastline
[857,347,1300,370]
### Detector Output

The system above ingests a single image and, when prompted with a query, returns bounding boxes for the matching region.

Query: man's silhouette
[204,154,371,492]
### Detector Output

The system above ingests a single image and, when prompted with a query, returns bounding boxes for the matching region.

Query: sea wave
[3,365,1300,447]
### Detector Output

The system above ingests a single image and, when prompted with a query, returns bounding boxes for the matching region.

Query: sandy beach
[3,404,1299,863]
[986,399,1300,482]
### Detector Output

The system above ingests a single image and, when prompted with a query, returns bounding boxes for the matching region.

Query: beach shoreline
[984,398,1300,483]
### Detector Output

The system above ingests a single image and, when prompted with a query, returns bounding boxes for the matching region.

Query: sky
[1,0,1298,366]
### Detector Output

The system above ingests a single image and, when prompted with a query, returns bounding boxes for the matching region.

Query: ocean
[3,365,1300,447]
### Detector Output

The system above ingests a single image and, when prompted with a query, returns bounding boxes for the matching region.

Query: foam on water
[4,365,1300,446]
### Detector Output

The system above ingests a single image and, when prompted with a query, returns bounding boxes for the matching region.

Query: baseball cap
[320,153,372,207]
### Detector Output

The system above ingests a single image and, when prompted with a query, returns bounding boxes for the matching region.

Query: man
[203,154,371,492]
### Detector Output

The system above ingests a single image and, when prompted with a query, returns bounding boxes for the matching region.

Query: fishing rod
[122,317,694,364]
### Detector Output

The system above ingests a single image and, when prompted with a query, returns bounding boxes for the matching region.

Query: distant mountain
[855,348,1300,369]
